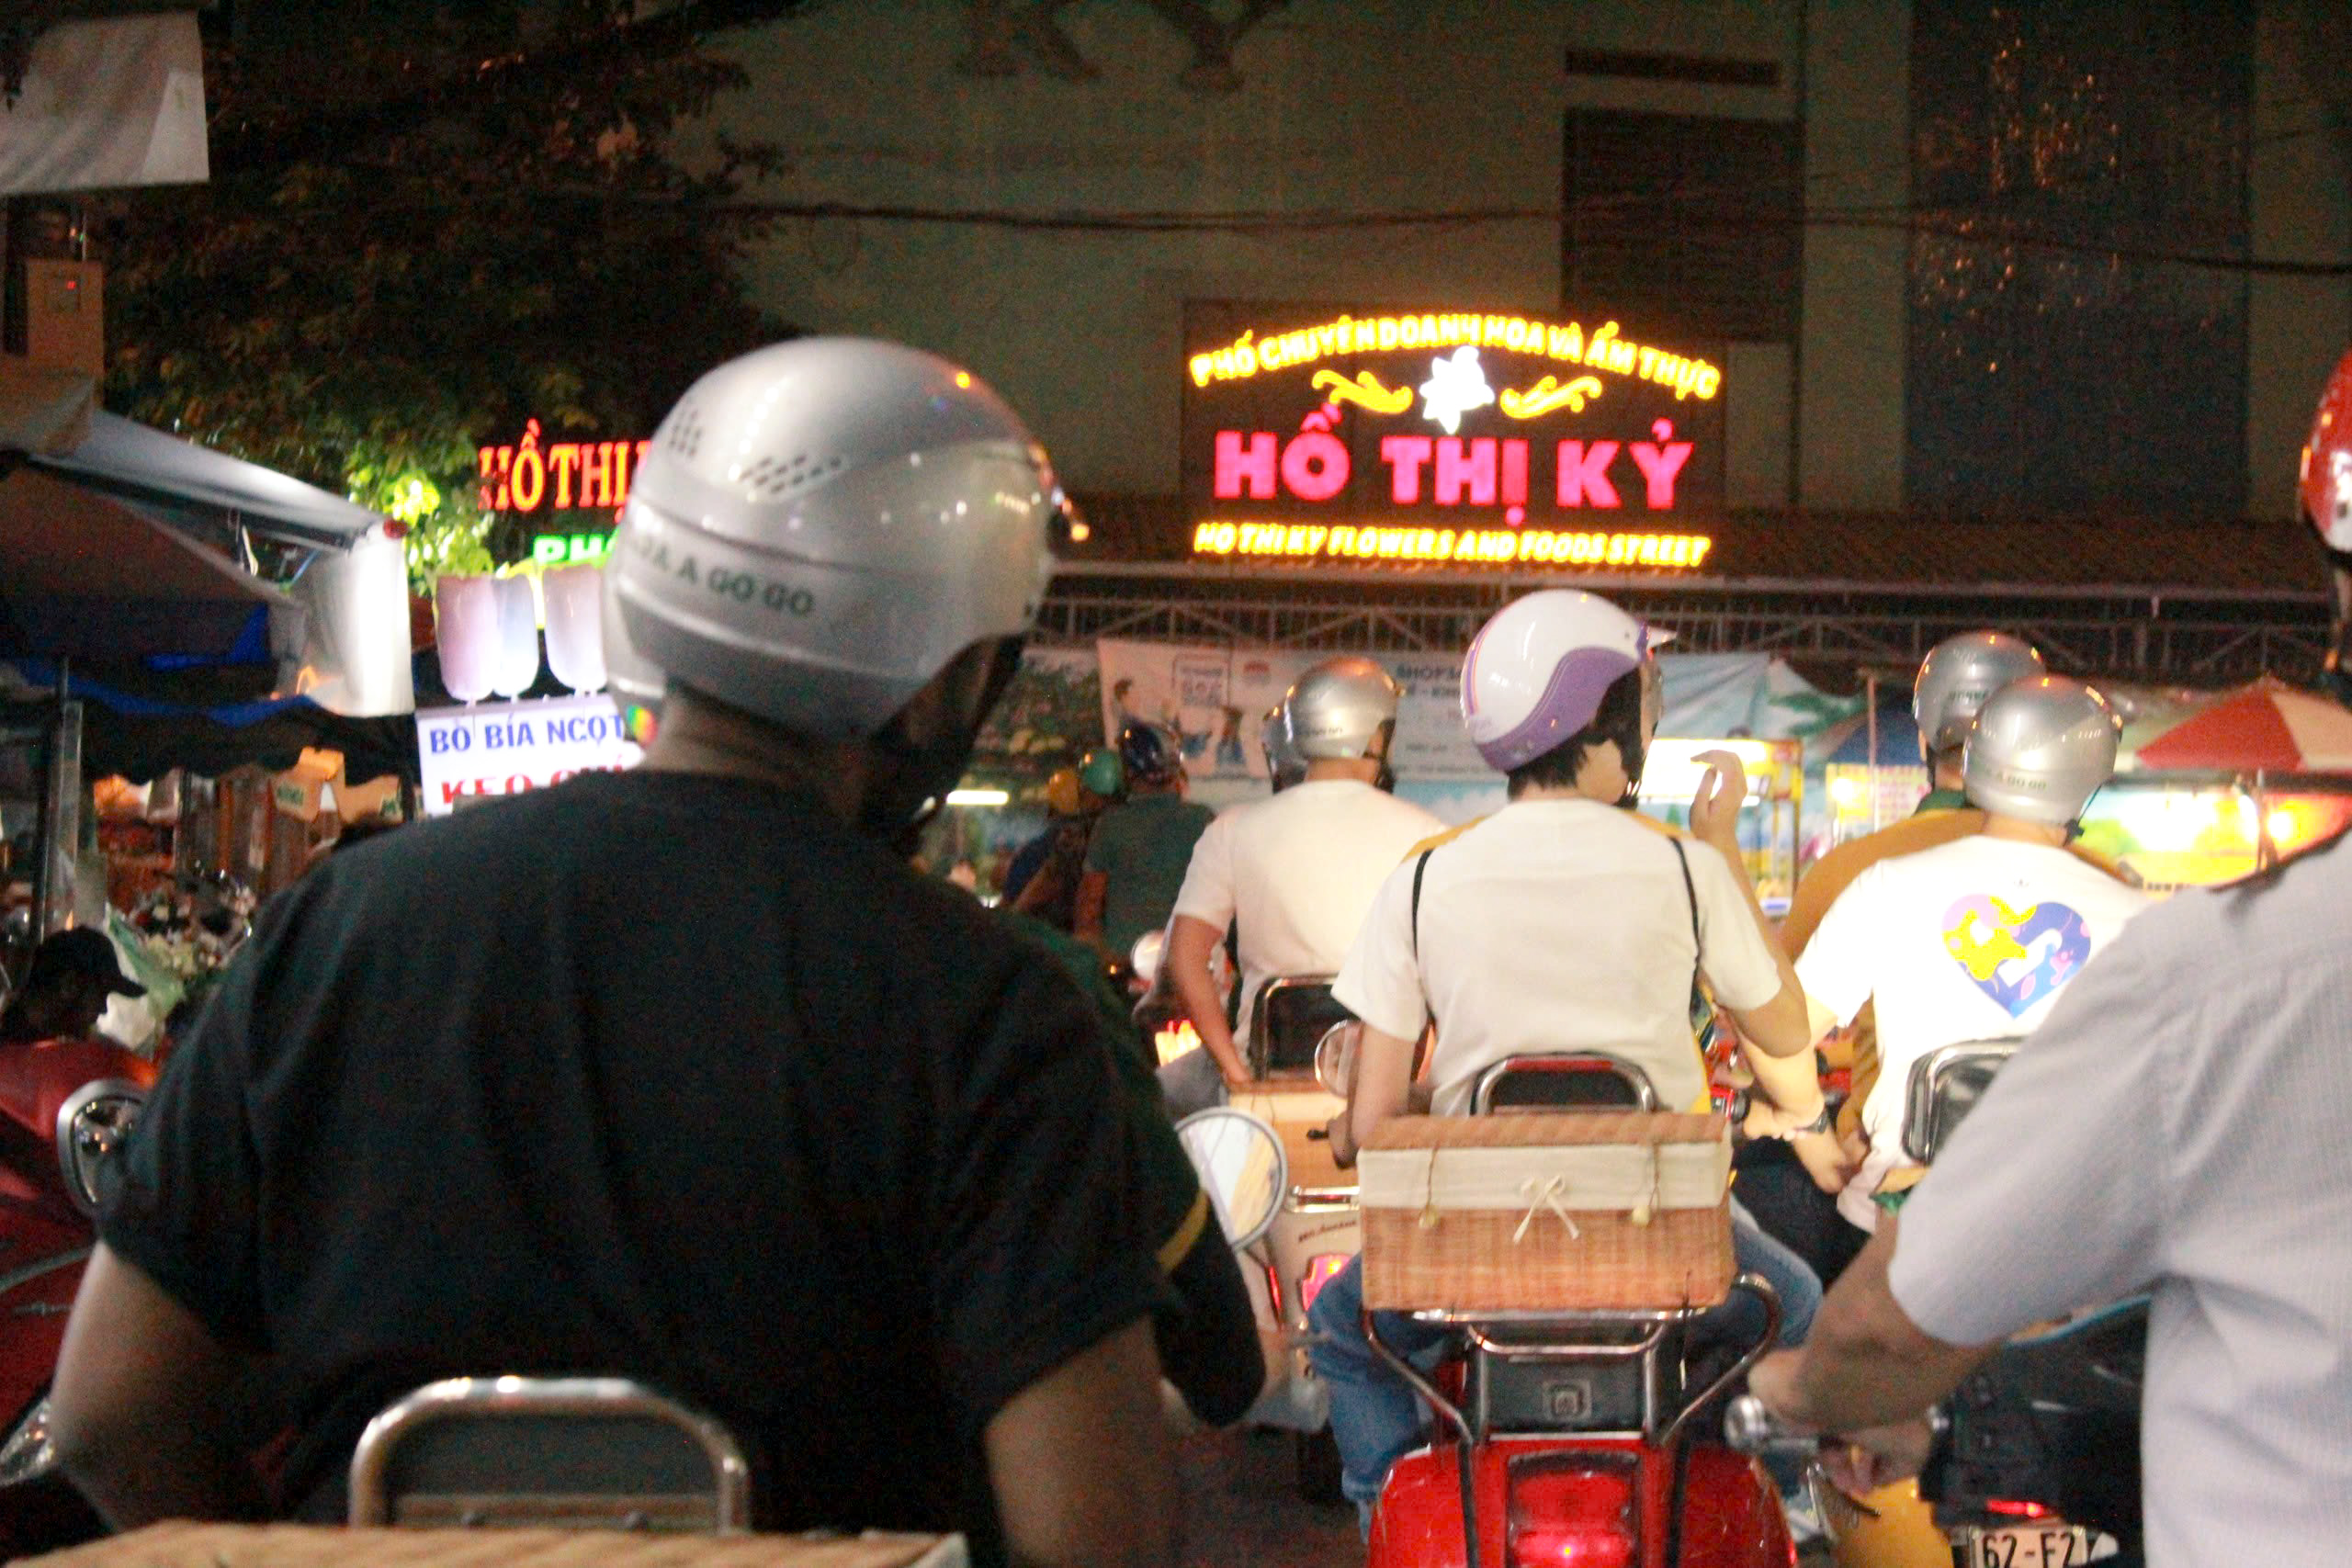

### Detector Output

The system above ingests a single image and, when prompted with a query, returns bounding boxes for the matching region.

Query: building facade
[695,0,2352,679]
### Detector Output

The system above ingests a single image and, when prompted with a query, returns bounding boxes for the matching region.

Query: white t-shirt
[1794,833,2151,1228]
[1889,831,2352,1568]
[1332,797,1784,1116]
[1169,779,1445,1048]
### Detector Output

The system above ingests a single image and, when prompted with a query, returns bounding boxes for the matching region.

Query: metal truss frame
[1035,564,2332,685]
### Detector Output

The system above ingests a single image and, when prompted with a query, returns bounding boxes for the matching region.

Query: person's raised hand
[1688,749,1749,851]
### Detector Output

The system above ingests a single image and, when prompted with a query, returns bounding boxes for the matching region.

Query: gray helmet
[1282,656,1401,761]
[1259,703,1306,789]
[1914,632,2045,756]
[609,337,1064,740]
[1962,677,2120,826]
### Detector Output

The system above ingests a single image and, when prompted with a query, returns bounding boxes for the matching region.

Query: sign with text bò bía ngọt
[1182,303,1724,570]
[414,694,642,816]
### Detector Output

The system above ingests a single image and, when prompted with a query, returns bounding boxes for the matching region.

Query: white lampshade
[542,564,608,694]
[491,574,542,698]
[434,573,499,705]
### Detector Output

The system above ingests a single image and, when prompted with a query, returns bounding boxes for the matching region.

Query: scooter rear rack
[1363,1274,1781,1568]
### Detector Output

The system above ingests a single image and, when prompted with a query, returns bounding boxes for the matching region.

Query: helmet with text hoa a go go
[607,337,1073,832]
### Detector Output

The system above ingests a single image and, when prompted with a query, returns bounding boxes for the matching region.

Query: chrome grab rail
[1657,1273,1779,1452]
[1901,1041,2018,1165]
[1467,1052,1658,1113]
[347,1375,752,1532]
[1248,973,1340,1078]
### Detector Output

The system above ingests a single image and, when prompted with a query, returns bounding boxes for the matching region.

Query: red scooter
[0,1077,146,1555]
[1359,1055,1799,1568]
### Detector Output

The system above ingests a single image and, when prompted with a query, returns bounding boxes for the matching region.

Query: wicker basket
[1359,1112,1733,1314]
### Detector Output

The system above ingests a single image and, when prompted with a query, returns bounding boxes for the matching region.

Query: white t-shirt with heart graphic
[1795,833,2153,1229]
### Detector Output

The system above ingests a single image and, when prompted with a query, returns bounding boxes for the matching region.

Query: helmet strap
[861,637,1025,852]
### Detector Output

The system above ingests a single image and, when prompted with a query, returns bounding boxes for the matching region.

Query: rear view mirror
[54,1077,145,1219]
[1313,1020,1361,1099]
[1174,1107,1287,1250]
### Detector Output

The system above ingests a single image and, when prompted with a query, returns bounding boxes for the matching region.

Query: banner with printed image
[1093,642,1859,785]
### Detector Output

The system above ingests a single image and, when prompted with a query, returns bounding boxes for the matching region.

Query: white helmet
[1915,632,2045,756]
[1282,656,1400,761]
[609,337,1065,741]
[598,551,665,728]
[1461,590,1653,773]
[1962,676,2120,826]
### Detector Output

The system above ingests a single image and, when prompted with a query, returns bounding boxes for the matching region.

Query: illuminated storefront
[1181,303,1724,571]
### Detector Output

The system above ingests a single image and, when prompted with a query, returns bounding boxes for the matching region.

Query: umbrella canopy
[2123,679,2352,773]
[33,410,380,548]
[0,467,288,662]
[1817,694,1922,766]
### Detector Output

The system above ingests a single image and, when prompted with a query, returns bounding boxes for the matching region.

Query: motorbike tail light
[1152,1019,1201,1068]
[1985,1499,2053,1519]
[1506,1452,1636,1568]
[1297,1254,1350,1314]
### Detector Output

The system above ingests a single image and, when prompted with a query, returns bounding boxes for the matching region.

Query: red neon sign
[1210,426,1695,514]
[476,419,652,515]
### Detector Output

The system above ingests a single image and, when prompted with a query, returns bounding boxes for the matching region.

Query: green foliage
[101,1,793,594]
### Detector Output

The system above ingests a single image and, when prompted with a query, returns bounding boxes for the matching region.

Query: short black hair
[1505,667,1646,798]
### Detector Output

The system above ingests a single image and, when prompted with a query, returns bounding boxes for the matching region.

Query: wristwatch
[1779,1104,1835,1139]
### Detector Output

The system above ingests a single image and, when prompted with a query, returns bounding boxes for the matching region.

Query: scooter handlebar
[1722,1393,1820,1460]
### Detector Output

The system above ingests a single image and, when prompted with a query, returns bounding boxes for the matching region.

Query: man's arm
[50,1244,266,1527]
[984,1317,1174,1568]
[1166,915,1250,1088]
[1747,1217,1994,1432]
[1153,1199,1266,1426]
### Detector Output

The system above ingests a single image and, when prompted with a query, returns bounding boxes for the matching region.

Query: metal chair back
[347,1376,751,1532]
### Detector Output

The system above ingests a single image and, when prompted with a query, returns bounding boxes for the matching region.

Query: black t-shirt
[99,772,1173,1562]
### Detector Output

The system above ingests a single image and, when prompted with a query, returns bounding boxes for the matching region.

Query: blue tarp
[4,660,416,783]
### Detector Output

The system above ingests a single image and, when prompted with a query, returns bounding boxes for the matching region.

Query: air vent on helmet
[664,401,705,459]
[736,452,847,499]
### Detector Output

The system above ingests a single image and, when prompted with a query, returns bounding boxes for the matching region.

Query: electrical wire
[709,196,2351,276]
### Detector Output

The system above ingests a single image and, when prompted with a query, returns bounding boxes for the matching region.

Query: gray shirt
[1889,831,2352,1568]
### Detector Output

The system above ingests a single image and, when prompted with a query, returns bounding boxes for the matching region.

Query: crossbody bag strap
[1668,837,1702,998]
[1408,847,1437,1034]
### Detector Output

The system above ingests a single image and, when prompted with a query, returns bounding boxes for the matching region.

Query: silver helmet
[1259,703,1306,789]
[609,337,1064,741]
[598,545,665,723]
[1962,677,2120,826]
[1282,656,1401,761]
[1914,632,2045,756]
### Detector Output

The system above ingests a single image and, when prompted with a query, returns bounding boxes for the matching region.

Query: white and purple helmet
[1461,591,1653,773]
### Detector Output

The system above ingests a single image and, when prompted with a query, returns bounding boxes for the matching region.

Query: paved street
[1176,1427,1360,1567]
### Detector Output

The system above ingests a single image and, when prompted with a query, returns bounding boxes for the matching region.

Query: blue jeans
[1306,1198,1820,1512]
